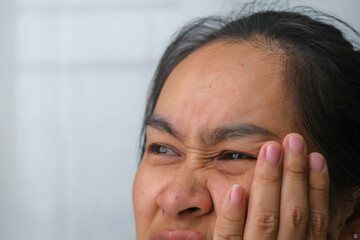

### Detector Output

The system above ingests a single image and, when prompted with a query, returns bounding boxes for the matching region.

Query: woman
[133,6,360,240]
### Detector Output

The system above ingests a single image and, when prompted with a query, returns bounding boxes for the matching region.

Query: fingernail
[266,143,281,163]
[289,135,304,154]
[229,184,244,204]
[309,153,324,172]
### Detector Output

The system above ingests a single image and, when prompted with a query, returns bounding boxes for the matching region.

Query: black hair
[139,4,360,216]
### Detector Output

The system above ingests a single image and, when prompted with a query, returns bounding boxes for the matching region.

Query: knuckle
[308,211,328,237]
[218,213,245,227]
[215,218,244,240]
[309,185,329,200]
[286,206,308,228]
[255,172,281,186]
[286,164,307,181]
[309,179,329,194]
[253,212,279,234]
[214,232,243,240]
[215,214,245,240]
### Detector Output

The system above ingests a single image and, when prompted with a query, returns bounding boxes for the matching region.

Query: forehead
[153,41,294,141]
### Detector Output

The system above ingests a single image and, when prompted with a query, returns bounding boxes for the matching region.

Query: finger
[277,133,308,240]
[214,184,246,240]
[306,152,329,240]
[243,141,282,239]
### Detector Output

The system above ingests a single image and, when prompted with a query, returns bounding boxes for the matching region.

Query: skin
[133,41,359,239]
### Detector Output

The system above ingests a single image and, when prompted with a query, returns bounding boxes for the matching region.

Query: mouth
[149,229,203,240]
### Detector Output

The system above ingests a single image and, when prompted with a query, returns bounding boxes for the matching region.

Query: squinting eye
[148,144,179,156]
[218,152,256,161]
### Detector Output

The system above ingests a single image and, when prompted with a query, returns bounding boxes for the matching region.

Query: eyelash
[148,144,256,160]
[148,144,179,156]
[218,152,257,161]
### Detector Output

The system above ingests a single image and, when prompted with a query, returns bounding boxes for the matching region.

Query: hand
[213,133,329,240]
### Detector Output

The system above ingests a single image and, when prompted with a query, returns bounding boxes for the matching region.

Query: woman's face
[133,41,297,239]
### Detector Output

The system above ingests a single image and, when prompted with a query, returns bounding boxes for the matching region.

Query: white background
[0,0,359,239]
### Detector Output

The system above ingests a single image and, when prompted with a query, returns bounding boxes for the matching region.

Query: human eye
[148,144,179,156]
[218,151,257,161]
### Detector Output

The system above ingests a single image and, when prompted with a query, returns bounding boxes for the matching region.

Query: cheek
[207,166,255,213]
[133,169,148,219]
[133,163,165,237]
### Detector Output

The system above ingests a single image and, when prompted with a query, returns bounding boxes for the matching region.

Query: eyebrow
[146,114,279,145]
[146,115,183,139]
[203,123,278,145]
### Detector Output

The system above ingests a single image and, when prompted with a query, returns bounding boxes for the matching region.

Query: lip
[149,230,203,240]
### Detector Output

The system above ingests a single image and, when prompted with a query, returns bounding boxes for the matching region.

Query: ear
[339,189,360,240]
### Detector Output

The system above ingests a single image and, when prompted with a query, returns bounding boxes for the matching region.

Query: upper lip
[149,229,203,240]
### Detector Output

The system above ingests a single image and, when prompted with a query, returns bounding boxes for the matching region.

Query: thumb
[213,184,246,240]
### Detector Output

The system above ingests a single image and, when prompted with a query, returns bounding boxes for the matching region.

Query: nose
[156,166,213,219]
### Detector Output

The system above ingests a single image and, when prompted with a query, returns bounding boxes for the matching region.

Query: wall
[0,0,359,239]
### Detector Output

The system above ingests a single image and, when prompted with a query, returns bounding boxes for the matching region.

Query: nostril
[179,207,200,216]
[188,207,199,212]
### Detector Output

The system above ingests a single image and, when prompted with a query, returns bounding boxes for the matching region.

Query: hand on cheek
[213,133,329,240]
[213,141,282,240]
